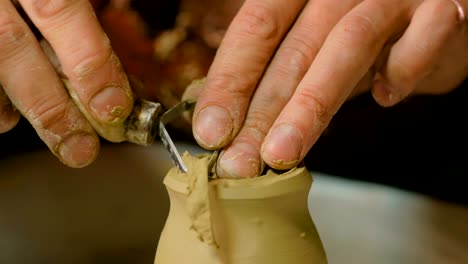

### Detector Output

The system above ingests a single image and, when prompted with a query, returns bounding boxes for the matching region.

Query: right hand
[190,0,467,179]
[0,1,133,168]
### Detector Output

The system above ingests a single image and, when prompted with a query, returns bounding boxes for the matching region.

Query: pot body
[155,154,327,264]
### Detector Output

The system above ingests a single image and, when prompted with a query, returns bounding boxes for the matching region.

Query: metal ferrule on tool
[125,99,196,173]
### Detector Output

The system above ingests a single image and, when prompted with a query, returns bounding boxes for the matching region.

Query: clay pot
[155,152,327,264]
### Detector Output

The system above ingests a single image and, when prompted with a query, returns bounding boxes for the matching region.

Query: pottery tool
[125,99,196,173]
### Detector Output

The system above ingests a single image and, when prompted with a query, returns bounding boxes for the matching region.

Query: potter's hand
[192,0,468,178]
[0,1,133,168]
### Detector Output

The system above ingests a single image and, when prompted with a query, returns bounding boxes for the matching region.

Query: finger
[181,77,206,125]
[0,4,99,167]
[0,86,20,133]
[19,0,133,142]
[216,0,358,178]
[261,0,419,170]
[372,0,467,106]
[192,0,307,150]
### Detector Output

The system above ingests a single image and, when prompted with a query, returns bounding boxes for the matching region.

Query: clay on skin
[155,152,327,264]
[42,36,131,144]
[62,75,131,143]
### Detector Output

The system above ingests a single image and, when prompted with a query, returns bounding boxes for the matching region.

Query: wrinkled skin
[188,0,468,178]
[0,0,214,167]
[0,0,134,168]
[1,0,466,173]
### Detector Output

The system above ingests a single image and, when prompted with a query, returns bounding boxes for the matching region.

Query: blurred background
[1,0,467,263]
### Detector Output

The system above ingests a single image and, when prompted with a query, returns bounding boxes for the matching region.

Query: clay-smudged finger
[19,0,133,142]
[215,0,357,178]
[192,0,307,150]
[0,86,20,133]
[0,4,99,168]
[372,0,467,106]
[181,77,206,124]
[261,0,418,170]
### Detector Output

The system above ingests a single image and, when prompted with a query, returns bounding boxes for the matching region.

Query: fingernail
[90,86,131,122]
[449,0,465,23]
[58,132,99,168]
[217,142,262,178]
[262,123,302,169]
[194,105,233,149]
[372,81,395,107]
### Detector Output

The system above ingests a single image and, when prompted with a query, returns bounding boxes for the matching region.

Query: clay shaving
[180,151,217,246]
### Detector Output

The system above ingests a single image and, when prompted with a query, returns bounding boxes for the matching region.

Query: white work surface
[0,143,467,264]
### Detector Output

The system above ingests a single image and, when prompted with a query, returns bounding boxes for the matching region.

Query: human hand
[192,0,468,178]
[0,1,133,168]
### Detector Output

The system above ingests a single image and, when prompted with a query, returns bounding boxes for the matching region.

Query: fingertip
[62,77,133,143]
[261,123,302,170]
[216,142,263,179]
[372,71,414,107]
[0,90,20,133]
[193,105,234,150]
[372,79,397,107]
[449,0,466,24]
[57,131,100,168]
[89,85,133,122]
[0,108,20,133]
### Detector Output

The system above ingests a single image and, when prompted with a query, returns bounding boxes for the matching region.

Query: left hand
[0,0,135,168]
[191,0,468,178]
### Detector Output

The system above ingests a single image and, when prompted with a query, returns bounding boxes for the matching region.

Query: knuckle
[207,71,252,98]
[259,71,296,105]
[31,0,74,19]
[338,13,377,45]
[0,10,28,55]
[267,76,295,103]
[391,56,427,86]
[27,93,71,131]
[243,110,275,142]
[72,43,113,78]
[295,87,332,127]
[235,2,280,41]
[279,35,317,76]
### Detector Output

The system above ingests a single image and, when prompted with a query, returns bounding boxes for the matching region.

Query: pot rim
[163,155,313,200]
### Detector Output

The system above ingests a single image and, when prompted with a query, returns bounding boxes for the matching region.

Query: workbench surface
[1,143,467,263]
